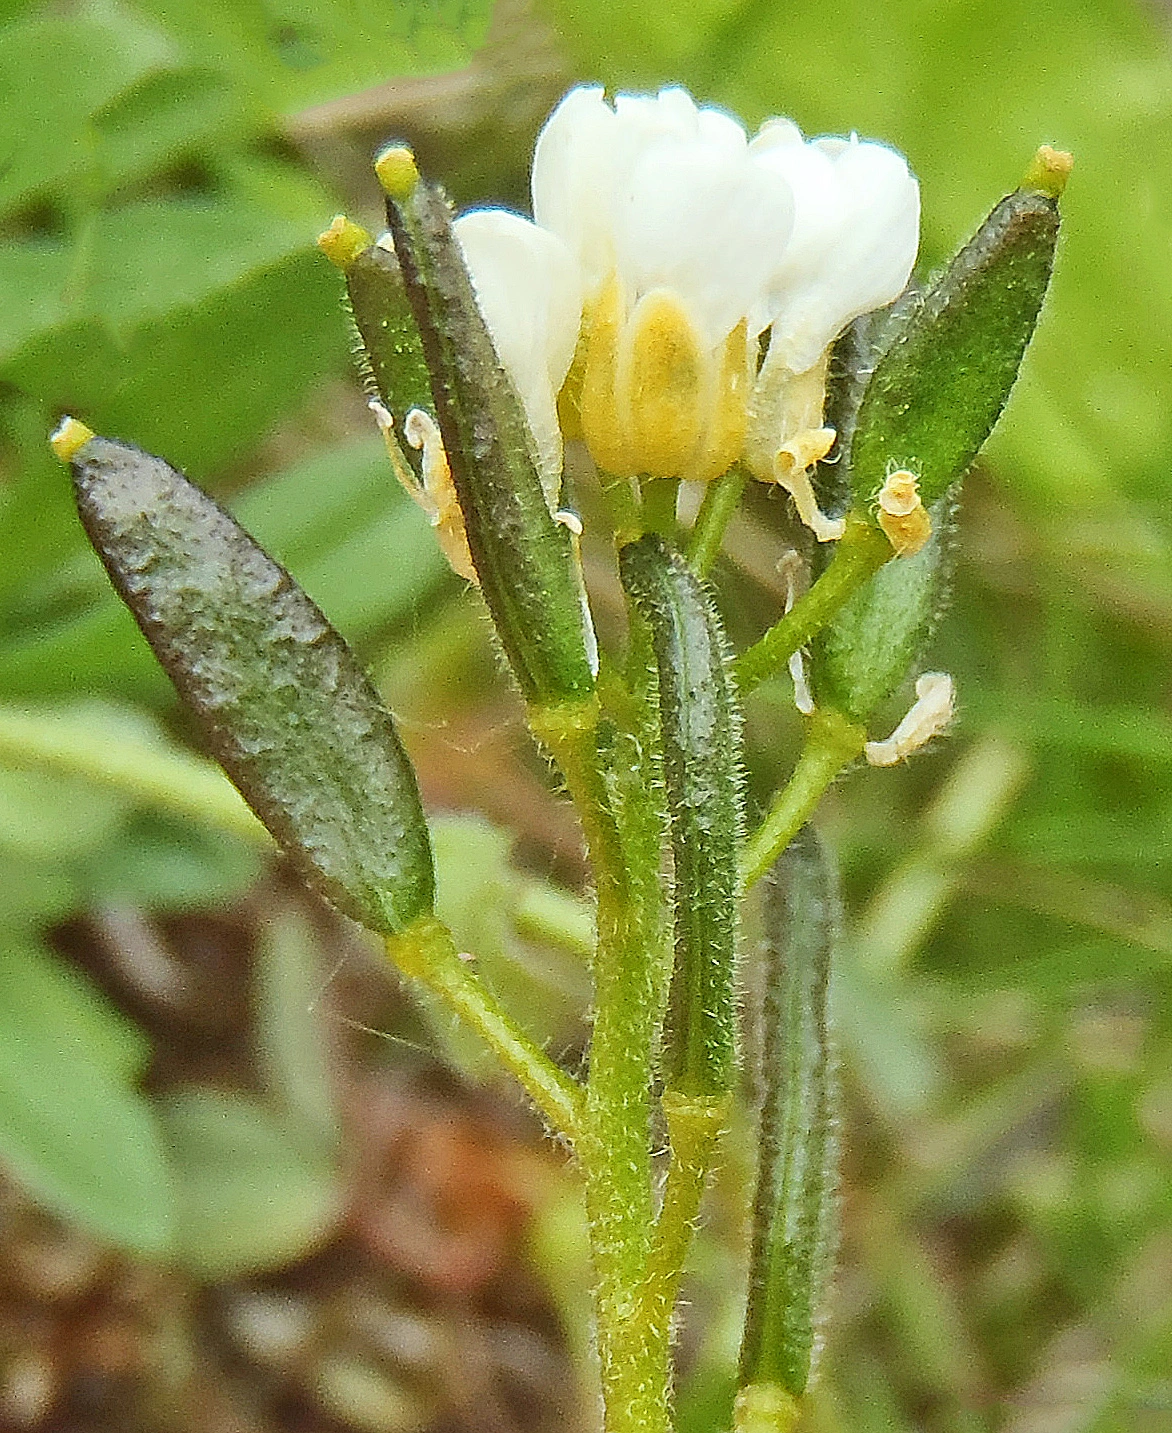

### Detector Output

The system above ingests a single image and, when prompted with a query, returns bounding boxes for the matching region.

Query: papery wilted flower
[454,83,920,506]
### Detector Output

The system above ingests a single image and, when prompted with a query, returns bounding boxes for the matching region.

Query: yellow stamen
[620,287,705,478]
[316,215,373,270]
[49,416,94,462]
[579,274,633,476]
[876,468,932,556]
[689,321,752,483]
[374,144,420,200]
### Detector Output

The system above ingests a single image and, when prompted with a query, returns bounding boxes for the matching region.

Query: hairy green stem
[687,466,748,577]
[740,710,866,891]
[385,914,585,1143]
[734,520,890,695]
[645,1093,729,1353]
[532,694,671,1433]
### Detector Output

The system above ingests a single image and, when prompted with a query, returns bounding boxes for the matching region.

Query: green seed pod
[813,494,956,722]
[377,147,596,707]
[68,433,435,936]
[850,159,1065,512]
[739,826,840,1400]
[619,535,742,1098]
[345,241,434,472]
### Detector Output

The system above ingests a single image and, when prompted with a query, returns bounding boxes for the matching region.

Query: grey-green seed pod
[739,826,840,1400]
[850,166,1064,513]
[69,433,435,936]
[813,494,956,722]
[619,535,742,1098]
[377,147,597,707]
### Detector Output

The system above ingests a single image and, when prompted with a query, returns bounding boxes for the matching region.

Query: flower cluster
[454,84,920,515]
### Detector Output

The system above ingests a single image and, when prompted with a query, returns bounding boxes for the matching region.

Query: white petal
[612,138,793,349]
[532,84,752,308]
[755,128,920,371]
[531,85,619,295]
[455,208,582,504]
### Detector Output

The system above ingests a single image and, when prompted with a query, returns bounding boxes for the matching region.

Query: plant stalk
[688,466,748,577]
[735,520,889,695]
[532,694,671,1433]
[385,914,585,1143]
[740,710,867,891]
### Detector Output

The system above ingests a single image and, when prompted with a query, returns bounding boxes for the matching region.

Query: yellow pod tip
[49,416,95,463]
[374,145,420,201]
[1023,144,1073,199]
[316,214,373,270]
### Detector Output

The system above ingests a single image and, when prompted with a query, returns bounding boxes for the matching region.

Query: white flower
[454,84,919,496]
[749,122,920,375]
[744,123,919,511]
[460,85,794,487]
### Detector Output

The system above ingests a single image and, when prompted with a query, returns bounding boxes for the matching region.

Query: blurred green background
[0,0,1169,1429]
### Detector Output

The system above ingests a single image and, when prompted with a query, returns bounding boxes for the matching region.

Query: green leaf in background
[159,1087,341,1280]
[0,940,170,1254]
[0,5,175,212]
[423,814,591,1077]
[255,909,340,1146]
[232,435,454,645]
[132,0,492,112]
[0,764,125,861]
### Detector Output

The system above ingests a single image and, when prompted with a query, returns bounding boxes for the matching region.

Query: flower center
[570,273,752,482]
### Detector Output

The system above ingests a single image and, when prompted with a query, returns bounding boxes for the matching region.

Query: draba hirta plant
[52,84,1069,1433]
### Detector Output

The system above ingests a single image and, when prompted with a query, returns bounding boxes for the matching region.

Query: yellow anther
[49,416,94,462]
[1023,144,1073,199]
[621,288,705,477]
[776,425,836,480]
[876,468,931,556]
[374,144,420,200]
[689,321,752,483]
[316,214,373,270]
[579,274,632,476]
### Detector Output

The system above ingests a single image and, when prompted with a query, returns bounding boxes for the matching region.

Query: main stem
[533,698,671,1433]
